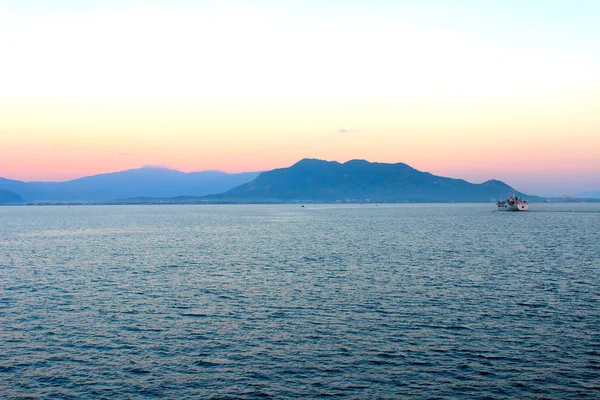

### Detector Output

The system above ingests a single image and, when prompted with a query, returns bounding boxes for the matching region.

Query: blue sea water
[1,203,599,399]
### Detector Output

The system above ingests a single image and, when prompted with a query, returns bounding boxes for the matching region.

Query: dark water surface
[1,204,599,399]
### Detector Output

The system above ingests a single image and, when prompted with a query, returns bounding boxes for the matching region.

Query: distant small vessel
[497,193,529,211]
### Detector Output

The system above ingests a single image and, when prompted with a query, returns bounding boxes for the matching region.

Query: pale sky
[1,0,599,195]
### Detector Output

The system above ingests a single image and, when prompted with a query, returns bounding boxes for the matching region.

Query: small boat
[497,193,529,211]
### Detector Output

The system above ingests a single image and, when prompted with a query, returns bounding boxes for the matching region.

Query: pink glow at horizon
[1,2,599,195]
[2,142,599,196]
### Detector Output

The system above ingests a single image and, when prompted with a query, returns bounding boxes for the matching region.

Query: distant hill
[577,190,600,199]
[0,189,23,204]
[0,167,260,202]
[211,159,542,203]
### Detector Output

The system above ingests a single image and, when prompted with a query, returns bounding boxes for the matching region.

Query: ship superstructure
[497,193,529,211]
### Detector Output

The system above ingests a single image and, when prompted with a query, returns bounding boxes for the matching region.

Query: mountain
[213,159,541,202]
[0,189,23,204]
[0,167,260,202]
[577,190,600,199]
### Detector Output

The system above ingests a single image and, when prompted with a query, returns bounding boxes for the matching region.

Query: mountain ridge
[209,158,542,203]
[0,189,23,204]
[1,160,548,203]
[577,190,600,199]
[0,167,261,202]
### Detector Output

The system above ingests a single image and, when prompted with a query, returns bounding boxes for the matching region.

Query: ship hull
[497,203,529,211]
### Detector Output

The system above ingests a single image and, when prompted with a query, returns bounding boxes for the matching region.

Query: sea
[1,203,599,399]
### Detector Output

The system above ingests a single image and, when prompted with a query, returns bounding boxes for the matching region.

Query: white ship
[497,193,529,211]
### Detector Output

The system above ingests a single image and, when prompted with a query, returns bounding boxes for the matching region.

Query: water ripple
[1,203,599,399]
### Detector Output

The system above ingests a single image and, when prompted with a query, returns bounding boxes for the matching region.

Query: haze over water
[1,204,599,398]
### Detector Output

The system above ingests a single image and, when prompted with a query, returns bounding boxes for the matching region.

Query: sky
[0,0,599,196]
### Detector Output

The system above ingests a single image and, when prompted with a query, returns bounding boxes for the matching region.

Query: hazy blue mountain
[0,167,260,202]
[214,159,541,202]
[0,189,23,204]
[577,190,600,199]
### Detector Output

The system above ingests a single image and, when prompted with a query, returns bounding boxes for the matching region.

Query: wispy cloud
[118,152,130,156]
[339,129,360,134]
